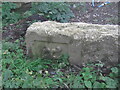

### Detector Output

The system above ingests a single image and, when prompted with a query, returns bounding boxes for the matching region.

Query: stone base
[25,21,118,66]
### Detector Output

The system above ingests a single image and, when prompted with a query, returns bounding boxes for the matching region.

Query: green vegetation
[2,40,120,88]
[30,2,74,22]
[2,2,119,89]
[2,2,22,27]
[2,2,74,27]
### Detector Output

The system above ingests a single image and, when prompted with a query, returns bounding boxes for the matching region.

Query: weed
[2,40,119,88]
[2,2,22,27]
[30,2,75,23]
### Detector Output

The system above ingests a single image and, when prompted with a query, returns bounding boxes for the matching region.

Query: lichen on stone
[26,21,118,66]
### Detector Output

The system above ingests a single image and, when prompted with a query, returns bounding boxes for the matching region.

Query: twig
[73,65,81,71]
[63,83,70,90]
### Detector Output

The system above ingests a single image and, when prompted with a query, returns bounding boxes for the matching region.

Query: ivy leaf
[111,67,118,73]
[82,73,93,80]
[83,67,91,72]
[72,80,85,88]
[93,82,105,88]
[84,81,92,88]
[3,69,13,81]
[101,76,118,88]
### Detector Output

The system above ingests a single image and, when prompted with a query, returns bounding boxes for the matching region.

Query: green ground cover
[2,40,120,88]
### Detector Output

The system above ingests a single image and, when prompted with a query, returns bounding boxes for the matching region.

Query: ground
[2,2,119,88]
[69,2,118,25]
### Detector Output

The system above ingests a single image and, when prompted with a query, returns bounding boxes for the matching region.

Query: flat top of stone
[27,21,118,40]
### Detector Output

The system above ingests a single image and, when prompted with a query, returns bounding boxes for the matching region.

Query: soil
[69,2,118,25]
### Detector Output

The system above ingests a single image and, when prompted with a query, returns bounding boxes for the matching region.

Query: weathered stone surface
[25,21,118,66]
